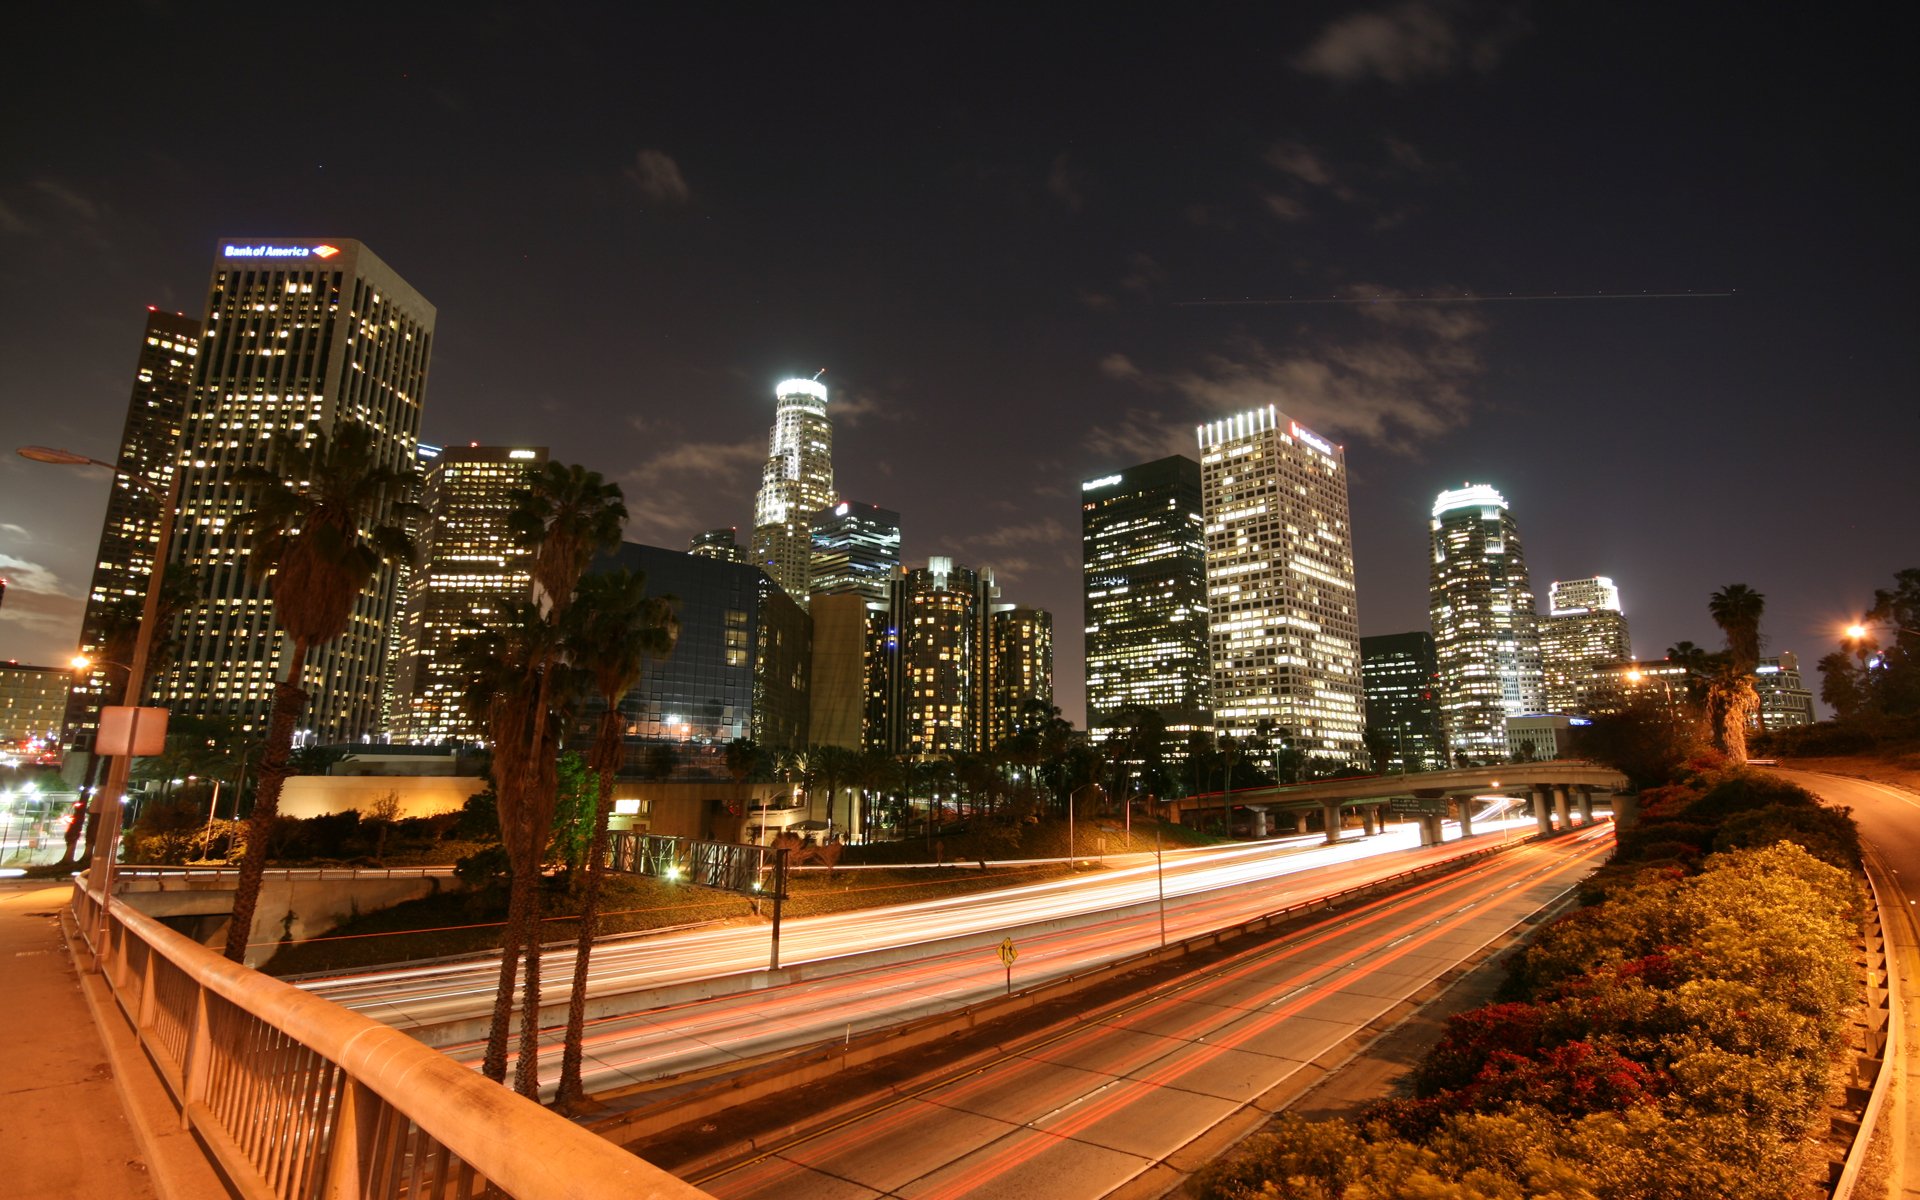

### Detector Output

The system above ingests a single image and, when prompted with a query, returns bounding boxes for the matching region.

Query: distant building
[1360,632,1446,772]
[159,238,435,741]
[1081,456,1212,766]
[988,606,1054,749]
[808,591,878,750]
[1198,408,1364,764]
[1507,713,1581,762]
[1428,484,1544,762]
[888,557,998,756]
[810,501,901,602]
[1592,658,1693,718]
[750,377,836,607]
[1755,652,1816,728]
[64,309,202,751]
[1540,576,1632,715]
[591,543,810,774]
[392,445,548,743]
[0,664,71,749]
[688,528,746,564]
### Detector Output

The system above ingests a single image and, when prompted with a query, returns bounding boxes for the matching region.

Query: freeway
[300,811,1540,1082]
[677,824,1613,1199]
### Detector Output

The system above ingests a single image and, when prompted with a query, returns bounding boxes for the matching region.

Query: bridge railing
[68,884,709,1200]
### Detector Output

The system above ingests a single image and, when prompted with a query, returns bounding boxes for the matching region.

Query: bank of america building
[157,239,434,741]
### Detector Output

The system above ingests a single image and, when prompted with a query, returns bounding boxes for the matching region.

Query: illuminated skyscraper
[1197,408,1364,763]
[64,308,202,750]
[810,500,901,602]
[393,445,547,742]
[689,528,746,564]
[159,238,435,740]
[988,605,1054,749]
[1081,456,1211,761]
[1754,652,1816,729]
[887,557,998,756]
[1540,576,1632,715]
[1360,632,1445,772]
[751,376,835,607]
[1428,484,1544,760]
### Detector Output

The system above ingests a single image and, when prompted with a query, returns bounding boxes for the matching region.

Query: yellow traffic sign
[998,937,1018,967]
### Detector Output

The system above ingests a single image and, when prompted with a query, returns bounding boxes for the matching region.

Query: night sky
[2,3,1913,727]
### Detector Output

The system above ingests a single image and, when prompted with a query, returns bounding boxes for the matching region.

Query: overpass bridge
[1159,759,1629,846]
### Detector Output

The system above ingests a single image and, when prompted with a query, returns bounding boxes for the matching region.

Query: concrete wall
[279,774,487,819]
[118,872,454,964]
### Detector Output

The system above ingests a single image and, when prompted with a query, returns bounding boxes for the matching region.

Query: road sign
[998,937,1018,967]
[1388,797,1446,815]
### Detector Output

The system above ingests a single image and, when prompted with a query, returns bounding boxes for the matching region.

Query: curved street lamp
[16,444,180,943]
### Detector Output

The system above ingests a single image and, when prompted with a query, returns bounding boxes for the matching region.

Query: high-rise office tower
[689,528,746,564]
[751,376,835,607]
[160,239,435,741]
[988,605,1054,749]
[1754,652,1816,729]
[1197,407,1364,763]
[392,445,547,742]
[1081,456,1212,762]
[888,557,998,755]
[810,500,901,602]
[1540,576,1632,715]
[1360,632,1445,772]
[1428,484,1544,761]
[64,309,202,751]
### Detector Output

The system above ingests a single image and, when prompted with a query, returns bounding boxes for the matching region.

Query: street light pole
[18,446,180,945]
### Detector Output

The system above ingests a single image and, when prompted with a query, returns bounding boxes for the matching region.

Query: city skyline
[2,5,1911,731]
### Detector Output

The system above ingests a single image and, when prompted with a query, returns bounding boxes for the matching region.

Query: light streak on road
[688,827,1614,1200]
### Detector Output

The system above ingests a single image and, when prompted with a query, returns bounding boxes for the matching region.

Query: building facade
[1360,631,1446,772]
[688,528,746,564]
[1540,576,1632,715]
[750,377,835,607]
[886,557,998,756]
[64,309,203,751]
[1428,484,1544,762]
[1,664,71,750]
[1081,456,1212,763]
[392,445,547,743]
[158,239,435,741]
[988,605,1055,749]
[591,543,810,773]
[810,501,901,602]
[1755,652,1817,728]
[1197,408,1364,763]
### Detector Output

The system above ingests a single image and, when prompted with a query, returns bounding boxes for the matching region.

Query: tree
[1706,584,1766,759]
[1708,584,1766,675]
[554,568,677,1111]
[220,420,419,962]
[474,462,626,1098]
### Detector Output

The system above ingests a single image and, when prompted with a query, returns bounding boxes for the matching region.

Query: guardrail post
[180,985,212,1131]
[320,1079,377,1200]
[137,937,159,1031]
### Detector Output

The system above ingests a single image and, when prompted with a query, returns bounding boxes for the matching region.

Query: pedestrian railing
[69,885,711,1200]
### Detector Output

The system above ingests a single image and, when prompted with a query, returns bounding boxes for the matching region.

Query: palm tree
[809,744,858,837]
[1708,584,1766,675]
[1707,584,1766,758]
[478,464,626,1096]
[553,569,678,1111]
[220,420,419,962]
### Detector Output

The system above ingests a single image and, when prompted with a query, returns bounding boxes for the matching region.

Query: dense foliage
[1193,764,1864,1200]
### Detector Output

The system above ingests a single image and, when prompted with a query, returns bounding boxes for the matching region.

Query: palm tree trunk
[513,886,546,1099]
[556,720,620,1111]
[222,641,310,963]
[481,865,532,1082]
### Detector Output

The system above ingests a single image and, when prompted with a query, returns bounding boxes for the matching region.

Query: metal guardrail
[1833,854,1901,1199]
[68,885,710,1199]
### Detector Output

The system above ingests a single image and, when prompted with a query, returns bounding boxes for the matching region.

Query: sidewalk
[0,878,158,1199]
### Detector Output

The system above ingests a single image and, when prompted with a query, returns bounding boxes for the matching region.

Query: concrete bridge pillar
[1247,805,1269,838]
[1294,812,1310,835]
[1576,787,1594,824]
[1322,801,1344,844]
[1613,791,1638,828]
[1415,813,1442,846]
[1552,785,1572,830]
[1375,803,1389,834]
[1532,787,1554,835]
[1361,805,1378,836]
[1453,795,1475,839]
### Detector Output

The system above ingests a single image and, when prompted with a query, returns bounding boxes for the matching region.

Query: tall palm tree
[220,420,419,962]
[1706,583,1766,757]
[479,464,627,1096]
[553,569,677,1111]
[1708,584,1766,675]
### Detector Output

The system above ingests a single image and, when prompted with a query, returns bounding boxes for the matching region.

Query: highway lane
[680,824,1614,1200]
[301,814,1539,1044]
[1769,767,1920,1198]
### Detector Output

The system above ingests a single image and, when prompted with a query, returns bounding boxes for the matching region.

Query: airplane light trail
[1174,289,1736,306]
